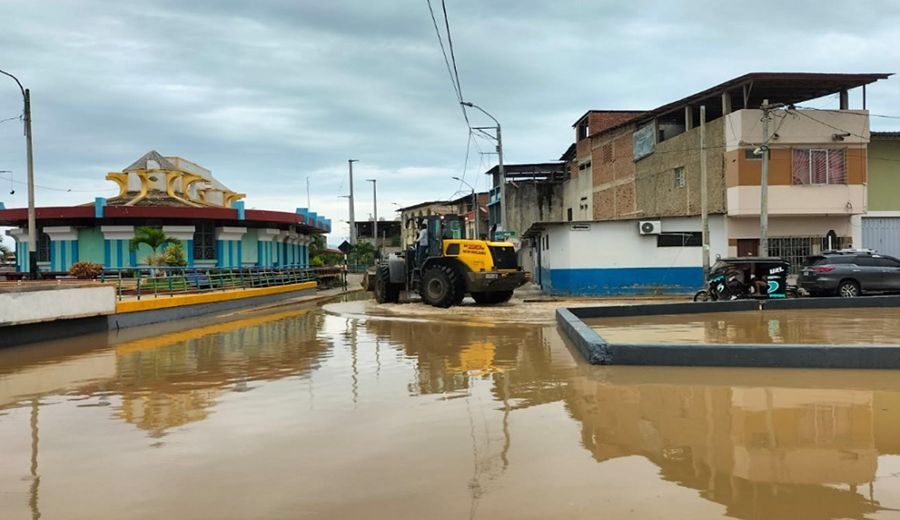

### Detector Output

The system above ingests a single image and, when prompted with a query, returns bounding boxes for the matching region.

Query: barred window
[37,231,51,262]
[674,167,686,189]
[792,149,847,185]
[193,222,216,260]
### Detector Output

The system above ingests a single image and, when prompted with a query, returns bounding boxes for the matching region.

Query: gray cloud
[1,0,899,246]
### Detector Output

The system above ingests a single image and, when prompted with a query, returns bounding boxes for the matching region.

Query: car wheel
[838,280,860,298]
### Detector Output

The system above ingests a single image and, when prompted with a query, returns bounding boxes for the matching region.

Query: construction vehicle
[371,215,528,308]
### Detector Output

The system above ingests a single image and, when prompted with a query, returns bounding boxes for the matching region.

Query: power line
[789,109,869,140]
[441,0,464,103]
[425,0,469,128]
[0,173,115,193]
[795,105,900,120]
[0,114,21,125]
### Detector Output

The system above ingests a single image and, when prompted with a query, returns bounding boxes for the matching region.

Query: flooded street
[4,301,900,519]
[589,308,900,345]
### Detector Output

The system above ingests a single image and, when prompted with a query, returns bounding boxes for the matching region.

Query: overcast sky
[2,0,900,246]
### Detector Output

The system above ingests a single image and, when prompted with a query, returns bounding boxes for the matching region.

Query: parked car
[798,250,900,297]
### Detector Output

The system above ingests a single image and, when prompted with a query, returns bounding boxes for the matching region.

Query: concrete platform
[558,296,900,369]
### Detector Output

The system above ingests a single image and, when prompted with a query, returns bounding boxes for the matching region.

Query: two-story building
[525,72,892,295]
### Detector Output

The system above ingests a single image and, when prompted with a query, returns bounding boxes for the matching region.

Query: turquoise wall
[78,228,104,264]
[50,240,78,271]
[242,228,258,265]
[216,240,242,268]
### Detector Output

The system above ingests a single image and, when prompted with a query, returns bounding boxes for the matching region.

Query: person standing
[416,222,429,268]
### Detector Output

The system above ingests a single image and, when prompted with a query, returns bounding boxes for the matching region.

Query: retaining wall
[558,296,900,369]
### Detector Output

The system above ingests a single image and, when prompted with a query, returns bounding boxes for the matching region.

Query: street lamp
[365,179,377,252]
[0,68,36,277]
[451,176,479,239]
[460,101,503,240]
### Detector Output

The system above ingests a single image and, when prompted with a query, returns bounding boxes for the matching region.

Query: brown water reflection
[2,306,900,519]
[588,308,900,344]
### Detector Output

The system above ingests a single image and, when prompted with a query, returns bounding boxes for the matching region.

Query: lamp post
[0,68,36,278]
[452,176,479,239]
[366,179,377,252]
[460,101,503,240]
[348,159,358,244]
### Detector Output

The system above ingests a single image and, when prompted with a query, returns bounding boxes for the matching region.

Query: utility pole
[760,100,770,257]
[461,102,503,240]
[452,175,478,239]
[0,69,36,278]
[348,159,357,245]
[758,99,783,257]
[700,105,710,281]
[306,176,310,209]
[366,179,377,252]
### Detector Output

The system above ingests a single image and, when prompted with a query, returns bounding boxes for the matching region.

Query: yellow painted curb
[115,281,318,314]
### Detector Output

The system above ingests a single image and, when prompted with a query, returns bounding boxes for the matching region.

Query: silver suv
[798,250,900,297]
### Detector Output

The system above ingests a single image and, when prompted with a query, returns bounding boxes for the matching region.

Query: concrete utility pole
[758,99,783,257]
[700,105,710,280]
[452,175,478,239]
[0,69,36,278]
[366,179,377,252]
[348,159,358,245]
[461,102,503,239]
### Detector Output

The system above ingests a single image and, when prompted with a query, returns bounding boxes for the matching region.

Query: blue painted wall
[544,267,703,296]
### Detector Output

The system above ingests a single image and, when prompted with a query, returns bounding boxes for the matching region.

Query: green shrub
[163,243,188,267]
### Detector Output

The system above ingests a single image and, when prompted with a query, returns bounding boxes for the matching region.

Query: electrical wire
[0,114,22,125]
[0,173,116,193]
[795,106,900,119]
[789,108,869,141]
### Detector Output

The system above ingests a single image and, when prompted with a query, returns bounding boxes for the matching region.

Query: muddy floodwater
[4,302,900,519]
[589,308,900,345]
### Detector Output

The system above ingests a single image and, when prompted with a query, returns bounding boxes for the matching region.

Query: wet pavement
[3,299,900,519]
[588,308,900,345]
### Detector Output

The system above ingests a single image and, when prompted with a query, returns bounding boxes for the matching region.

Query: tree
[130,226,179,266]
[0,242,12,261]
[348,241,375,267]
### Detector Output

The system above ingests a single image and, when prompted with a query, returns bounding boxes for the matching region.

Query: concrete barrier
[558,296,900,369]
[0,285,116,326]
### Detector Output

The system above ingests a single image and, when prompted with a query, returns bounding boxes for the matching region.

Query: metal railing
[100,266,346,301]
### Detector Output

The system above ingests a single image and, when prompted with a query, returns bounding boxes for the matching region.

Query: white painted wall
[539,216,727,270]
[725,109,869,151]
[0,285,116,326]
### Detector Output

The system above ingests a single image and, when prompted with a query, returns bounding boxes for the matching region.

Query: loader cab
[422,215,465,259]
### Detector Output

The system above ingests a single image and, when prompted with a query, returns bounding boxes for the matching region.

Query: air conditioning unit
[639,220,662,235]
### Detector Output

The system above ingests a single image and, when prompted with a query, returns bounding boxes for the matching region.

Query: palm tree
[130,226,179,267]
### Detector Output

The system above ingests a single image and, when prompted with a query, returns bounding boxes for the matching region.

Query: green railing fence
[100,266,347,301]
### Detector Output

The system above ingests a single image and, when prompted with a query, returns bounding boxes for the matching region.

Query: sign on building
[633,122,657,161]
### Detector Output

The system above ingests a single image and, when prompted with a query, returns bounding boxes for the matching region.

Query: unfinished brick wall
[587,111,645,136]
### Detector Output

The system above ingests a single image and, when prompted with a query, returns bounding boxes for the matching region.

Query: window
[657,232,701,247]
[792,149,847,185]
[567,208,573,221]
[674,167,686,189]
[37,231,51,262]
[193,222,216,260]
[445,243,460,256]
